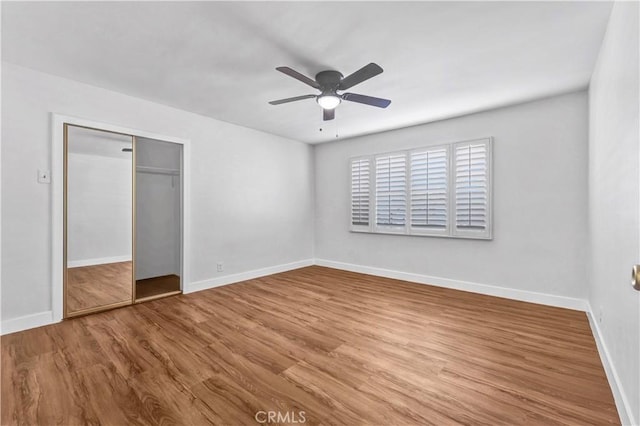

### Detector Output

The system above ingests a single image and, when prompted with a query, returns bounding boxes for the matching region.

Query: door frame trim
[51,113,191,323]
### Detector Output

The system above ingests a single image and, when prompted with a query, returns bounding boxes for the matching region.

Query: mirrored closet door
[64,125,135,317]
[64,124,183,318]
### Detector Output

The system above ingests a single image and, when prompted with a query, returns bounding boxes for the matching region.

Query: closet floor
[136,274,181,300]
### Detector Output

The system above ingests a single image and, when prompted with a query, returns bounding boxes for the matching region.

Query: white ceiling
[2,2,612,144]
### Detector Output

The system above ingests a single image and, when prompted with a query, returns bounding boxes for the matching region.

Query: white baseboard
[314,259,588,312]
[1,311,54,335]
[68,255,132,268]
[586,304,636,426]
[184,259,314,294]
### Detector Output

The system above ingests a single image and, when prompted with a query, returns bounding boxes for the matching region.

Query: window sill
[349,227,492,240]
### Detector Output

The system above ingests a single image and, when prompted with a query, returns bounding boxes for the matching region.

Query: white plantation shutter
[349,138,491,239]
[375,154,406,228]
[410,148,448,232]
[454,140,491,237]
[350,159,370,227]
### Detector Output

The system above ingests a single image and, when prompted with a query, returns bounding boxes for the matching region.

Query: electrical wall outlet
[216,262,224,272]
[38,169,51,184]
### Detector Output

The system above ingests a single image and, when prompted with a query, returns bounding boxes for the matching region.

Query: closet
[63,124,183,318]
[135,137,182,300]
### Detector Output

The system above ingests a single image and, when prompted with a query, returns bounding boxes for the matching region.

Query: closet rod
[136,166,180,176]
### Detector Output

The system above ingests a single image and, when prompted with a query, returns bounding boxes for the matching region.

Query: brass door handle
[633,265,640,291]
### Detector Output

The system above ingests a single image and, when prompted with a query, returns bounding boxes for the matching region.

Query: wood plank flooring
[66,261,132,313]
[2,266,619,425]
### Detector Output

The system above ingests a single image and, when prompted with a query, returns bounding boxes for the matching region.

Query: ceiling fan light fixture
[317,94,341,110]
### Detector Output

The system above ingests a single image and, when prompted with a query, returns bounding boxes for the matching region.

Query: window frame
[349,137,493,240]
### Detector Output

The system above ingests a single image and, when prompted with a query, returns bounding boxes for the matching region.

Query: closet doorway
[135,137,183,301]
[60,120,188,319]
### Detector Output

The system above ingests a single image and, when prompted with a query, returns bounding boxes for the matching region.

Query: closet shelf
[136,166,180,176]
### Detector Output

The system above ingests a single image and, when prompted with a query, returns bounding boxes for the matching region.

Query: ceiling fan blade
[323,108,335,121]
[276,67,320,89]
[338,63,383,90]
[342,93,391,108]
[268,94,316,105]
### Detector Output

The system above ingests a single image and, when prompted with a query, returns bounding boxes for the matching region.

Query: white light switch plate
[38,169,51,184]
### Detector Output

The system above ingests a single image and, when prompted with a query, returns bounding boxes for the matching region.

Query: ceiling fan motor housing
[315,70,343,95]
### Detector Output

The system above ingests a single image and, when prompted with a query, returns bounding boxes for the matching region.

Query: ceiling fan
[269,63,391,121]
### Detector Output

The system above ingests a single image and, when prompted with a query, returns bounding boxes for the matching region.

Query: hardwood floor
[136,274,181,300]
[2,266,619,425]
[66,261,132,313]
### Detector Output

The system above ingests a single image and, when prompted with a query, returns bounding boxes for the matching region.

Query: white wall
[135,138,181,280]
[136,136,181,170]
[588,2,640,424]
[315,91,589,301]
[67,153,132,265]
[1,62,314,322]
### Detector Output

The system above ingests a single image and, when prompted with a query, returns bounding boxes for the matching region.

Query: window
[410,147,448,235]
[375,154,406,229]
[350,138,492,239]
[350,158,370,228]
[453,141,490,238]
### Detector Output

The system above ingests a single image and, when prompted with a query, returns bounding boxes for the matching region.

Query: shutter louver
[410,148,448,230]
[376,154,406,227]
[351,159,370,226]
[455,142,488,231]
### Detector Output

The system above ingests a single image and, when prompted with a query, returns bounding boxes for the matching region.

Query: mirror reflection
[65,125,134,315]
